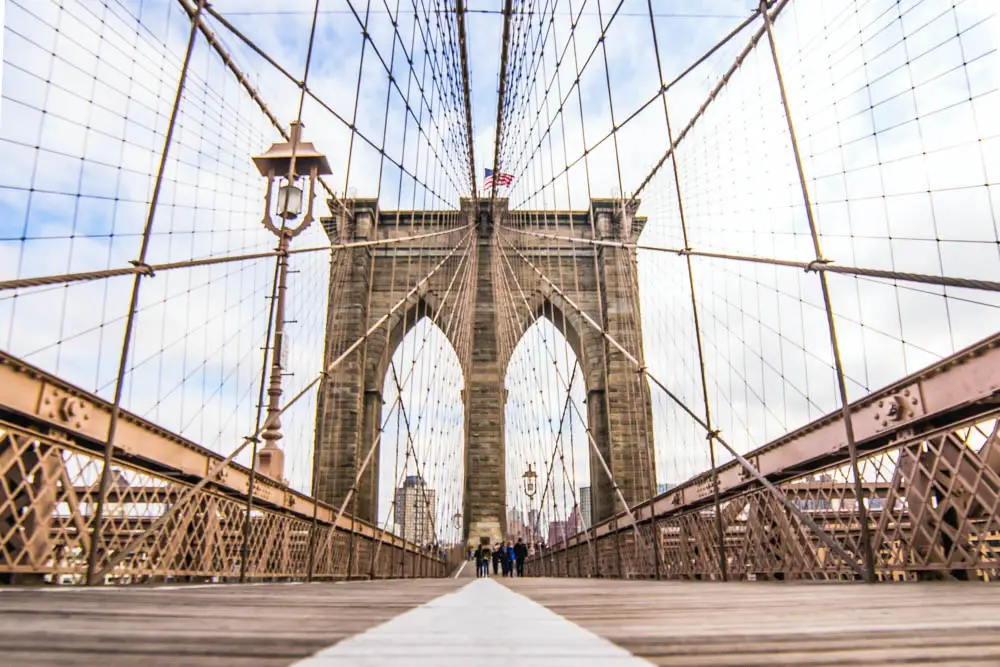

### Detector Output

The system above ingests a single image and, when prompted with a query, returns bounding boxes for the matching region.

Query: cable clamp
[636,365,647,375]
[130,260,155,277]
[706,429,720,441]
[677,247,692,257]
[805,258,831,273]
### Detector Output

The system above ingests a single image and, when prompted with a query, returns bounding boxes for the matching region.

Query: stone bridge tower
[313,197,655,547]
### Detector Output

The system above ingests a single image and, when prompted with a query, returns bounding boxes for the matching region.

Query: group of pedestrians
[474,537,529,577]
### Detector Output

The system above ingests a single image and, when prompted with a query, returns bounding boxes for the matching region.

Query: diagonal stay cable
[626,0,791,210]
[503,0,628,192]
[341,0,470,194]
[94,229,475,580]
[533,361,596,557]
[493,236,652,556]
[184,0,464,210]
[387,361,441,545]
[0,226,472,292]
[320,232,477,548]
[499,226,1000,293]
[85,0,207,585]
[508,6,761,209]
[175,0,353,219]
[489,0,515,204]
[455,0,478,196]
[497,231,868,578]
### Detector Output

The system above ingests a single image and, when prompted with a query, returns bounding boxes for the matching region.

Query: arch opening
[504,312,591,552]
[376,316,465,548]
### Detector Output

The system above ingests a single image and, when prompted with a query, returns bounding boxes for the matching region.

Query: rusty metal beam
[559,331,1000,546]
[0,352,429,556]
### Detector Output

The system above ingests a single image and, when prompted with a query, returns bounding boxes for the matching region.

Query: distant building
[547,506,582,546]
[395,475,436,545]
[507,507,526,540]
[528,509,540,537]
[657,482,677,495]
[579,486,592,528]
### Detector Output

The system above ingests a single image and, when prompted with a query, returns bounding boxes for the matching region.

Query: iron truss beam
[0,351,430,557]
[563,331,1000,544]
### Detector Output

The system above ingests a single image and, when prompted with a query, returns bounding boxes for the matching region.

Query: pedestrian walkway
[293,578,647,665]
[2,578,999,665]
[454,558,476,578]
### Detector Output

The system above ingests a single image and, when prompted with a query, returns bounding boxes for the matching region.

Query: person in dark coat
[475,544,491,577]
[492,542,503,576]
[514,537,528,577]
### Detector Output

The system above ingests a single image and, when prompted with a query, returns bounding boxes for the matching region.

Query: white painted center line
[292,578,653,666]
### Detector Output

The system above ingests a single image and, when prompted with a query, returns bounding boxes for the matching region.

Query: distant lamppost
[251,121,330,481]
[522,464,537,547]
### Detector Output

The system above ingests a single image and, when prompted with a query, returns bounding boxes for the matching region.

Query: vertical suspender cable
[85,0,206,586]
[760,0,875,583]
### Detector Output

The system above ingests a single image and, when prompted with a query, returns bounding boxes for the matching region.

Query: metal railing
[0,354,445,585]
[528,334,1000,582]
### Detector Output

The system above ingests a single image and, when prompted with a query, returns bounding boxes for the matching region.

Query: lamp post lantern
[251,121,330,481]
[522,464,537,547]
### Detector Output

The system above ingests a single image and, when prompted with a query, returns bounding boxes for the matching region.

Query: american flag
[483,168,513,190]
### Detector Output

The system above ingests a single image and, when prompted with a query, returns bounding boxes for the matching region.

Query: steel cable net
[498,0,1000,580]
[2,0,999,585]
[0,0,327,488]
[0,0,473,581]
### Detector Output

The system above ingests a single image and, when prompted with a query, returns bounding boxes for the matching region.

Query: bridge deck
[1,577,998,665]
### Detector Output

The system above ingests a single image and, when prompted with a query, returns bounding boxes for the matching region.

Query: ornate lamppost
[251,121,330,481]
[522,464,537,549]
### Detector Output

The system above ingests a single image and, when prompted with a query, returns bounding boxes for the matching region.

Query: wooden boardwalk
[506,578,1000,666]
[1,576,999,665]
[0,580,461,666]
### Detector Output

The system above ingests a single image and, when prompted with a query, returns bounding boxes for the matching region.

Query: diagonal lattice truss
[1,0,999,584]
[0,419,443,582]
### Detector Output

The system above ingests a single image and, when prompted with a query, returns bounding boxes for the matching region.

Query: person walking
[506,541,516,577]
[514,537,528,577]
[475,543,491,578]
[498,541,508,576]
[492,542,502,576]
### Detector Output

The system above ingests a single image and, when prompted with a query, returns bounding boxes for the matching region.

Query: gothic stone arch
[314,197,654,547]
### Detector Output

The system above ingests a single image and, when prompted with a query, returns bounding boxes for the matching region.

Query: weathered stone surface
[314,198,654,547]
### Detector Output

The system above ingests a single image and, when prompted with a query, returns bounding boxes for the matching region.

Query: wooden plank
[0,580,461,666]
[4,578,999,665]
[504,579,1000,666]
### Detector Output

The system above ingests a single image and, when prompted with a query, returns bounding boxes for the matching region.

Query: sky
[1,0,998,545]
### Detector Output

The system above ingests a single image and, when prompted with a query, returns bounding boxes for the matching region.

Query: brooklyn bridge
[1,0,999,663]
